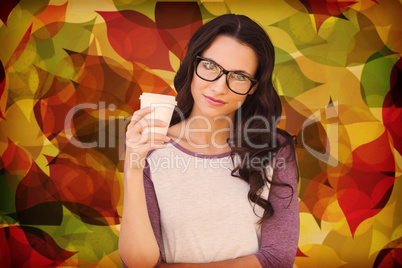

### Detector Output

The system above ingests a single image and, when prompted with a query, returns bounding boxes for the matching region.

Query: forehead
[201,35,258,76]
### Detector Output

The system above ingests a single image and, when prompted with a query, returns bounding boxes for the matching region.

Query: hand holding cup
[125,93,177,170]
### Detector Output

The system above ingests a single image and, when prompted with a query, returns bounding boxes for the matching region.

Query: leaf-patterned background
[0,0,401,267]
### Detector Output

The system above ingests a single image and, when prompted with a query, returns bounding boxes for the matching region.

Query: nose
[210,74,229,94]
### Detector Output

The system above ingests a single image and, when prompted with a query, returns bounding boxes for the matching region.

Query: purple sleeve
[120,159,163,268]
[143,160,163,267]
[254,142,300,268]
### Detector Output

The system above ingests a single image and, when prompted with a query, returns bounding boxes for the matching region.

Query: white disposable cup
[139,93,177,135]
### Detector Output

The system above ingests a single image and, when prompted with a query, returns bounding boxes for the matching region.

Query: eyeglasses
[195,56,258,95]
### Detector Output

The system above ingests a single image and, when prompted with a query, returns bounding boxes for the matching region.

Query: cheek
[230,95,248,108]
[190,75,208,96]
[190,79,197,99]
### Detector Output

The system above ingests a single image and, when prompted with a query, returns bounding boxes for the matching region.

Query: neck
[182,113,234,149]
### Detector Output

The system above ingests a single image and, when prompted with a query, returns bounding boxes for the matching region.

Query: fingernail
[165,136,170,141]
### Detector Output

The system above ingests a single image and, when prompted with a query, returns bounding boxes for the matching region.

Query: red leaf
[0,0,20,25]
[296,247,308,257]
[0,227,11,267]
[16,163,60,212]
[300,0,357,31]
[10,24,32,65]
[338,133,396,236]
[33,71,76,141]
[32,2,68,41]
[0,226,75,267]
[373,237,402,267]
[383,57,402,156]
[2,138,32,175]
[97,10,173,70]
[16,157,120,225]
[0,62,5,120]
[49,157,120,224]
[155,2,202,59]
[36,2,68,25]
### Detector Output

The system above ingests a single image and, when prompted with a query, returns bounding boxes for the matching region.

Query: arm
[254,143,300,268]
[119,107,168,267]
[119,161,161,268]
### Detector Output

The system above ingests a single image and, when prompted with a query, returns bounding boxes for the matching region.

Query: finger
[131,106,154,121]
[127,107,155,130]
[126,138,168,151]
[125,134,143,149]
[128,113,168,132]
[140,132,171,143]
[146,142,169,150]
[125,135,168,150]
[126,123,170,149]
[130,118,169,134]
[125,133,170,148]
[127,142,168,157]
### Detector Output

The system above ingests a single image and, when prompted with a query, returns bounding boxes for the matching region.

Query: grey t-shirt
[140,137,300,267]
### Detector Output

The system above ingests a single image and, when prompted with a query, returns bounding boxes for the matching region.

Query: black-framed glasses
[195,56,258,95]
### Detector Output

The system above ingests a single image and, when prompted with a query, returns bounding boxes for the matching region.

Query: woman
[120,14,299,268]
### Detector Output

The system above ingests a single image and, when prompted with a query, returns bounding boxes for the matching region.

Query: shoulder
[273,129,297,168]
[275,129,295,146]
[146,141,176,161]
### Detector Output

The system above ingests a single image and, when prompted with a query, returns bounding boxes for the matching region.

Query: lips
[204,95,226,106]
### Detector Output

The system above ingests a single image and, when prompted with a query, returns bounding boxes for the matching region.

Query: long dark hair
[171,14,297,223]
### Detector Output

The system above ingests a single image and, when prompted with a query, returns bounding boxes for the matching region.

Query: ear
[248,84,258,95]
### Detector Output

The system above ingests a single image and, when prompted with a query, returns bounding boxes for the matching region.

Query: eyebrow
[203,56,253,77]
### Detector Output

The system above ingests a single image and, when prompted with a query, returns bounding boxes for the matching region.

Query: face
[190,35,258,121]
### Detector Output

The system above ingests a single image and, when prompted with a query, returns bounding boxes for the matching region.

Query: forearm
[119,166,160,267]
[160,255,262,268]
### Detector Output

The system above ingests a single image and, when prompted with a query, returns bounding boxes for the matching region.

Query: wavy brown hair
[170,14,297,223]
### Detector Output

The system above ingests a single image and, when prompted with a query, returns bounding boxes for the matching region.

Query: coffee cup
[139,93,177,135]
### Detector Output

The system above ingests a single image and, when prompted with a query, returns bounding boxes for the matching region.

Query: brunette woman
[120,14,299,268]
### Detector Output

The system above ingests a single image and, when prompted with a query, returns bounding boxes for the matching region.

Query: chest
[148,152,266,263]
[150,158,262,228]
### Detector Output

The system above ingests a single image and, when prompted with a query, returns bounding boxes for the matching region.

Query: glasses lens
[197,59,221,81]
[196,58,253,94]
[228,72,252,94]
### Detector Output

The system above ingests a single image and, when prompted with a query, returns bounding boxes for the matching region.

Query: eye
[202,60,219,71]
[231,73,248,82]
